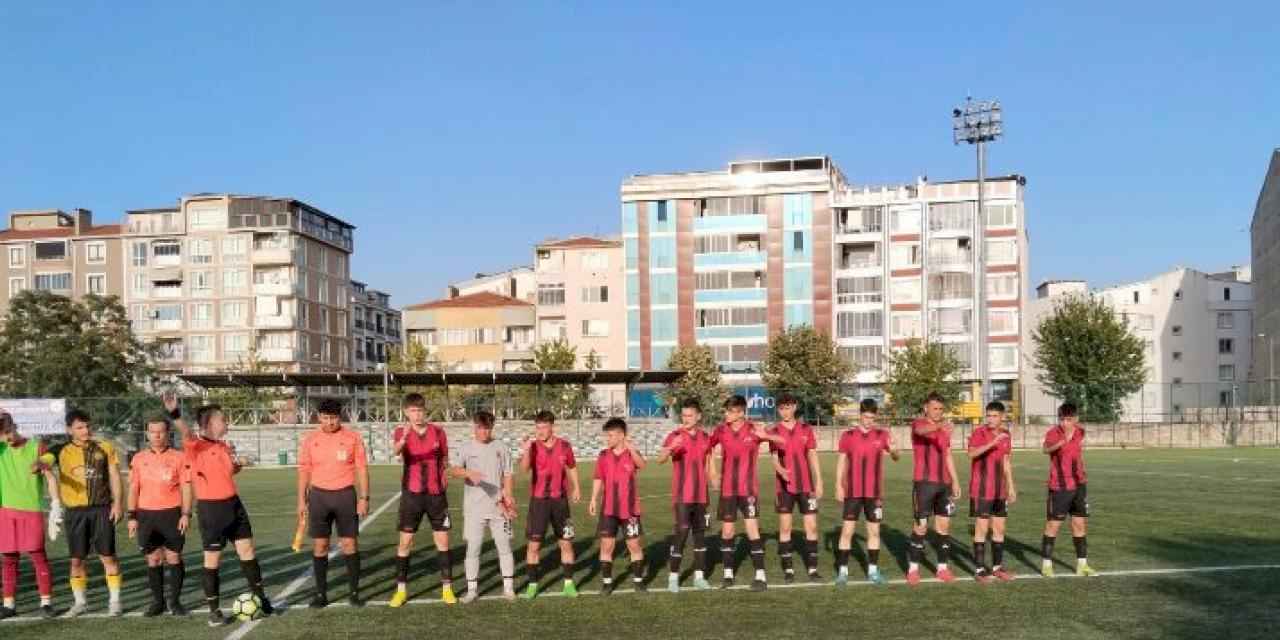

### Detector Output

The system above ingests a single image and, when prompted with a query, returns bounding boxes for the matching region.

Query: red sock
[30,550,52,597]
[1,553,17,599]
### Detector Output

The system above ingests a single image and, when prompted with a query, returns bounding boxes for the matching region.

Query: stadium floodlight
[952,96,1004,404]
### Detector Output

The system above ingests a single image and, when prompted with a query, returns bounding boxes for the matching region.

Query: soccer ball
[232,593,264,621]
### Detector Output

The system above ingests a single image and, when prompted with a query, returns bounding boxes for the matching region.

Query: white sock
[723,568,733,579]
[838,565,848,575]
[2,597,13,608]
[73,590,87,605]
[396,581,407,592]
[40,595,51,606]
[754,569,766,581]
[1077,558,1088,567]
[1043,558,1053,568]
[908,562,919,572]
[503,578,514,591]
[694,570,704,580]
[602,577,613,585]
[564,578,573,585]
[937,563,948,571]
[467,580,478,593]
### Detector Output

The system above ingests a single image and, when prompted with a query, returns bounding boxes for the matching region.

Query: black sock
[749,538,766,572]
[396,555,410,584]
[239,559,268,604]
[721,537,735,573]
[1042,535,1056,560]
[804,539,819,572]
[148,566,165,604]
[1073,536,1087,561]
[630,559,645,582]
[938,536,952,566]
[973,541,987,572]
[312,556,329,598]
[692,530,707,572]
[869,548,880,566]
[992,541,1005,568]
[836,548,850,569]
[345,553,361,594]
[779,536,794,573]
[561,562,574,582]
[526,562,541,586]
[908,533,925,565]
[168,562,185,604]
[440,549,453,581]
[601,561,614,583]
[669,528,689,573]
[202,568,220,612]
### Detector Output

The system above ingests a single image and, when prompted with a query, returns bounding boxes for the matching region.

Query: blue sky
[2,2,1277,306]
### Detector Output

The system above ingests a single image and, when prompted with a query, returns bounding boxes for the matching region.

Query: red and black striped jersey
[663,427,711,505]
[838,427,891,499]
[1044,425,1087,491]
[594,448,641,519]
[528,437,576,499]
[767,422,817,495]
[710,421,763,498]
[968,426,1012,500]
[911,418,953,484]
[396,424,448,495]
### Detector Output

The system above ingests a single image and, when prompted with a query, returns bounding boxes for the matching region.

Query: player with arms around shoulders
[766,393,824,583]
[709,395,785,592]
[518,410,582,599]
[588,418,648,595]
[1041,402,1096,577]
[906,392,963,586]
[390,393,455,607]
[0,411,60,620]
[967,401,1017,583]
[833,398,899,586]
[127,413,194,616]
[655,397,714,593]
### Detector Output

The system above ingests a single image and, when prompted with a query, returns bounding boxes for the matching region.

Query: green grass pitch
[3,447,1278,639]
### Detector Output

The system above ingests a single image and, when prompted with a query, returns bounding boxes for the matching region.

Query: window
[989,309,1018,334]
[188,206,223,230]
[188,335,215,362]
[838,207,883,234]
[890,208,920,233]
[989,346,1017,371]
[8,246,24,267]
[1132,291,1140,304]
[190,303,214,329]
[929,308,973,335]
[1172,351,1183,361]
[839,345,884,372]
[1172,325,1183,336]
[86,273,106,295]
[130,241,147,267]
[890,243,921,268]
[928,202,973,232]
[892,312,922,338]
[539,319,567,341]
[318,277,329,304]
[8,277,25,298]
[836,277,882,304]
[34,241,66,261]
[581,286,609,303]
[537,283,566,306]
[891,278,921,304]
[1173,377,1183,385]
[984,239,1016,264]
[581,252,609,270]
[1173,289,1183,301]
[223,269,247,294]
[34,272,71,291]
[793,231,804,251]
[582,319,610,337]
[1219,364,1235,381]
[928,273,973,300]
[1219,338,1234,354]
[223,334,249,361]
[1125,313,1154,331]
[1218,312,1234,329]
[131,273,148,296]
[153,241,181,259]
[221,301,247,327]
[986,274,1019,299]
[836,311,883,338]
[656,201,668,223]
[191,270,213,295]
[85,242,106,264]
[984,203,1016,228]
[699,196,763,217]
[697,307,768,327]
[222,236,247,262]
[1224,287,1231,301]
[188,239,213,264]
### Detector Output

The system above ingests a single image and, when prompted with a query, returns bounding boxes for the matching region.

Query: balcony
[694,288,768,305]
[928,251,973,270]
[257,347,297,362]
[255,315,296,329]
[838,241,881,271]
[251,247,293,264]
[693,251,767,268]
[153,254,181,267]
[151,286,183,299]
[153,318,182,332]
[150,267,182,282]
[253,281,295,296]
[695,325,768,341]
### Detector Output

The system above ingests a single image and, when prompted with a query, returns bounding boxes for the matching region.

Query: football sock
[692,534,707,575]
[749,538,766,572]
[396,555,410,588]
[440,549,453,581]
[240,559,266,600]
[467,580,478,593]
[992,541,1005,569]
[526,562,541,585]
[630,559,645,583]
[202,568,220,612]
[105,573,122,603]
[804,539,819,572]
[30,551,51,597]
[312,556,329,597]
[778,535,794,574]
[148,566,165,603]
[601,561,614,584]
[669,528,690,573]
[1,553,16,601]
[70,575,87,605]
[1041,535,1056,563]
[561,562,574,584]
[345,552,361,593]
[836,548,850,570]
[937,536,952,569]
[1073,536,1087,563]
[721,537,735,574]
[502,577,514,591]
[973,542,987,572]
[868,548,880,568]
[168,562,185,603]
[908,533,925,570]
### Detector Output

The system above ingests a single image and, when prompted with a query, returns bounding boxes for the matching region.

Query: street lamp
[1257,333,1274,409]
[953,97,1004,404]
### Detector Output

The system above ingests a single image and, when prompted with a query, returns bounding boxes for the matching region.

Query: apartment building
[1024,268,1253,421]
[447,266,535,303]
[829,175,1029,399]
[402,291,535,372]
[123,194,355,373]
[351,279,402,370]
[533,236,625,369]
[621,157,841,375]
[0,209,124,311]
[1250,148,1280,381]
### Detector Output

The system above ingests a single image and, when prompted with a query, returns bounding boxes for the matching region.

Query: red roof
[536,236,621,249]
[0,224,123,241]
[405,291,532,311]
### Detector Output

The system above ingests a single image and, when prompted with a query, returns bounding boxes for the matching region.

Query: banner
[0,398,67,436]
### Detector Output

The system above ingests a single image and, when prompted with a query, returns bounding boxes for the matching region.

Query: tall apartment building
[534,236,625,369]
[0,209,124,311]
[620,157,1029,400]
[447,266,535,303]
[829,175,1029,399]
[123,194,355,373]
[1250,148,1280,381]
[402,291,535,372]
[351,279,402,370]
[621,157,840,376]
[1024,267,1253,421]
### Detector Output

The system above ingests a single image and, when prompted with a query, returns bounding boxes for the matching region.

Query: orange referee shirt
[299,428,368,491]
[130,448,185,510]
[183,437,238,501]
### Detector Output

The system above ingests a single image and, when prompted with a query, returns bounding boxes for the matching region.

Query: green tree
[760,326,853,422]
[378,341,453,421]
[1032,293,1147,423]
[881,339,964,419]
[514,339,586,419]
[0,291,157,398]
[662,345,728,423]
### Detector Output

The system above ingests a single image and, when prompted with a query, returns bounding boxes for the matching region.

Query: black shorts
[597,515,643,540]
[912,482,956,521]
[1047,484,1089,521]
[66,505,116,559]
[842,498,884,523]
[717,495,761,522]
[136,507,185,553]
[197,496,254,552]
[969,498,1009,519]
[309,487,359,539]
[776,491,819,515]
[398,492,451,533]
[672,503,710,532]
[526,497,574,541]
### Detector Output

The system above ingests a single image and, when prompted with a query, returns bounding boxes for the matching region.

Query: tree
[760,326,853,421]
[881,339,965,420]
[1032,293,1146,423]
[514,339,586,419]
[662,345,728,423]
[0,291,157,398]
[378,341,453,421]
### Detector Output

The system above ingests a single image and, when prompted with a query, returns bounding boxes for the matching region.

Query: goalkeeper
[0,412,61,620]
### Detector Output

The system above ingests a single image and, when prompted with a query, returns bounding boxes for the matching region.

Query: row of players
[0,391,1092,626]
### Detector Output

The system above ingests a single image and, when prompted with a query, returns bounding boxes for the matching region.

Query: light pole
[953,97,1004,404]
[1258,333,1274,410]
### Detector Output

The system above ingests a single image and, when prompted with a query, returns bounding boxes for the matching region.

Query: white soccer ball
[232,592,263,621]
